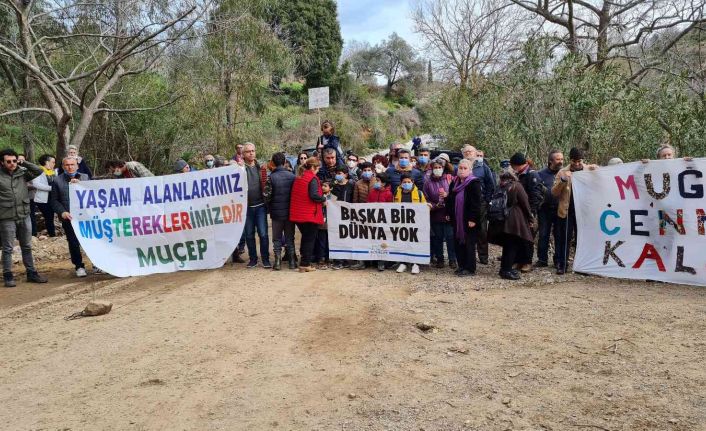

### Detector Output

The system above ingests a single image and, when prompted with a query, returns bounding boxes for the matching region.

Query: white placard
[327,200,431,264]
[572,159,706,286]
[69,166,247,277]
[308,86,329,110]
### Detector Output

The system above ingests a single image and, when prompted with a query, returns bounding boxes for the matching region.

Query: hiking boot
[232,249,245,264]
[377,261,385,272]
[27,271,48,283]
[3,272,16,288]
[273,254,281,271]
[288,255,298,270]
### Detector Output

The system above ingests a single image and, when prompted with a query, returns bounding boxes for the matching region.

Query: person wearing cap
[174,159,190,173]
[460,144,495,265]
[552,147,598,275]
[536,149,564,269]
[509,152,543,273]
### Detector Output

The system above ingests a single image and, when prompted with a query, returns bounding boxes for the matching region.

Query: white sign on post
[308,86,330,110]
[327,201,431,264]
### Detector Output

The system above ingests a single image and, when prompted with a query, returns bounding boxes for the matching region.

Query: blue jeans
[244,205,269,262]
[430,222,456,263]
[537,207,560,265]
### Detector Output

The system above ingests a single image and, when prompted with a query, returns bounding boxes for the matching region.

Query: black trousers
[476,203,489,261]
[36,202,56,237]
[501,236,532,272]
[62,220,84,270]
[297,223,319,267]
[454,226,478,273]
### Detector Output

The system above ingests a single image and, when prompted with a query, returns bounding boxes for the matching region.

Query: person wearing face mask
[0,149,48,287]
[394,174,426,275]
[552,147,598,275]
[367,172,393,204]
[423,159,457,269]
[29,154,58,237]
[353,162,375,204]
[51,157,95,278]
[386,149,424,196]
[346,154,360,182]
[536,149,564,269]
[104,160,154,178]
[416,148,432,173]
[332,166,354,203]
[204,154,216,169]
[446,159,482,277]
[58,144,93,179]
[372,155,388,175]
[460,144,495,265]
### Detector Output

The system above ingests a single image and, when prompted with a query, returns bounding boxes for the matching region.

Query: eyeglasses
[4,159,18,164]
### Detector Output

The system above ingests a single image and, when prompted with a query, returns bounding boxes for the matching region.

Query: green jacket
[0,161,44,221]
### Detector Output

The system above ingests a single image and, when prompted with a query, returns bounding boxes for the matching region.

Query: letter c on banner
[600,210,621,235]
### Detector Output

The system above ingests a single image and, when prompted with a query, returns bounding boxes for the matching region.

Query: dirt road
[1,261,704,430]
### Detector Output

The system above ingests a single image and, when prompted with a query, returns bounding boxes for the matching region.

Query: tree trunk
[595,2,612,70]
[20,75,33,161]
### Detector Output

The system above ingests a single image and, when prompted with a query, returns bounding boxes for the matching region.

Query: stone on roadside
[83,300,113,316]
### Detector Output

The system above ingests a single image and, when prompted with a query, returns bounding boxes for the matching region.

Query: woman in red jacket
[367,172,393,203]
[290,158,327,272]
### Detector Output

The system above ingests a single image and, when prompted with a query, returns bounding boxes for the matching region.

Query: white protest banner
[70,165,247,277]
[327,201,430,264]
[573,158,706,286]
[308,86,329,110]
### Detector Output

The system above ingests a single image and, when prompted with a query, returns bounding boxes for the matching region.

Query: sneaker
[411,264,420,275]
[453,267,464,275]
[500,270,521,280]
[246,260,258,268]
[457,270,474,277]
[76,267,87,278]
[93,267,105,275]
[556,267,566,275]
[3,272,16,288]
[350,261,366,270]
[262,260,272,269]
[331,262,344,270]
[396,264,407,273]
[377,261,385,272]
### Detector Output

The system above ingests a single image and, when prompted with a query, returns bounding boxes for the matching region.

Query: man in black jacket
[536,149,564,268]
[50,157,91,278]
[264,152,296,270]
[510,152,545,273]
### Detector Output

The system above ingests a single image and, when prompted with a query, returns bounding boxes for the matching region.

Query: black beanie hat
[509,152,527,166]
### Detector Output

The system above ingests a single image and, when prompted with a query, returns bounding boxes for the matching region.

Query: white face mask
[375,164,384,174]
[433,168,444,177]
[476,157,484,164]
[347,160,357,169]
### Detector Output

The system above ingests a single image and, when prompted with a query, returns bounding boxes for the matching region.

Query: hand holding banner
[69,165,248,277]
[327,201,430,264]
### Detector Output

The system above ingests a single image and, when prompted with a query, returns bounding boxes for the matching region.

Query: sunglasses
[299,156,307,160]
[4,159,18,164]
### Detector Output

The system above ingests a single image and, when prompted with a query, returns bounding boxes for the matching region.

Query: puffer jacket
[0,161,43,221]
[265,167,296,221]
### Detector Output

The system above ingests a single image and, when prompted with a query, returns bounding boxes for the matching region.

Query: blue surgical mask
[401,182,413,192]
[206,160,215,168]
[67,171,78,178]
[335,174,345,182]
[399,159,410,168]
[418,156,429,165]
[373,182,382,190]
[362,171,373,180]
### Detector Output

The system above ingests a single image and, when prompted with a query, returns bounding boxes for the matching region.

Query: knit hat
[436,153,450,164]
[174,159,188,172]
[509,152,527,166]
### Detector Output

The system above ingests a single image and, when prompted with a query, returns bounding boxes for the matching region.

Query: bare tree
[507,0,706,78]
[412,0,524,91]
[0,0,209,158]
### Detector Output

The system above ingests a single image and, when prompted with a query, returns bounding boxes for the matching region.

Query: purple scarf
[453,174,476,244]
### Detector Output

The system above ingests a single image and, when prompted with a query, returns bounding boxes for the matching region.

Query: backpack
[488,187,510,222]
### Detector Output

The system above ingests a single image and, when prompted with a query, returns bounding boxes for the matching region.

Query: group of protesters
[0,118,694,287]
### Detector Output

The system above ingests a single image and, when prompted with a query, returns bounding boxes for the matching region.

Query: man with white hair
[461,144,495,264]
[51,157,92,277]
